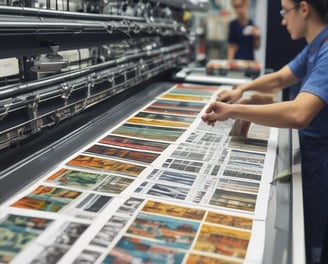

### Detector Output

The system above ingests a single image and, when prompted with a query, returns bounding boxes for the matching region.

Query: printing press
[0,1,305,264]
[0,0,208,172]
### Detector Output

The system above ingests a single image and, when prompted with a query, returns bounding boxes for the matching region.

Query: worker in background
[227,0,260,61]
[203,0,328,263]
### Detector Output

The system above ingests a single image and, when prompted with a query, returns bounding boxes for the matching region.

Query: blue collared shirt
[228,19,255,60]
[288,25,328,137]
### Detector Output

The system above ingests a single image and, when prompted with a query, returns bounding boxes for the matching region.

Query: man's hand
[201,101,232,126]
[217,88,243,104]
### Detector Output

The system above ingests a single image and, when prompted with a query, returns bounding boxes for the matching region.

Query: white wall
[254,0,268,69]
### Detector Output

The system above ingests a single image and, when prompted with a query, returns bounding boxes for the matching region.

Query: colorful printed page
[0,83,277,264]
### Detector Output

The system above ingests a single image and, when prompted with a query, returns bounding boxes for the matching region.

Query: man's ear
[299,0,310,18]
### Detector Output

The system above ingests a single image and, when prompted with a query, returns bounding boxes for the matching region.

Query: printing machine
[0,1,306,264]
[0,0,208,166]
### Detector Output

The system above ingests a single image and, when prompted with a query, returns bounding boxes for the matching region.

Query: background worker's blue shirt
[288,26,328,138]
[228,19,255,60]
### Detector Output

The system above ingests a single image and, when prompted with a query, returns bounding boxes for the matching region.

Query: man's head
[231,0,249,19]
[293,0,328,22]
[280,0,328,41]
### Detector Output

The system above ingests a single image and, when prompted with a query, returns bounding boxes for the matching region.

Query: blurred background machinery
[0,0,208,153]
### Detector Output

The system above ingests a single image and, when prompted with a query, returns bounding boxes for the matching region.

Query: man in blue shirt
[227,0,260,60]
[202,0,328,263]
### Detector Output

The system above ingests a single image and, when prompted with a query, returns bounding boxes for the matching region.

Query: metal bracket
[27,94,40,120]
[0,105,9,121]
[61,82,73,106]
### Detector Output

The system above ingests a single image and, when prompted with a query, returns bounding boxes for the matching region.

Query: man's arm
[218,65,299,103]
[252,26,260,49]
[203,92,325,129]
[227,43,238,61]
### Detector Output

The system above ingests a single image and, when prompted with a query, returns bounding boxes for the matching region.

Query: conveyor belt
[174,67,253,85]
[0,80,174,203]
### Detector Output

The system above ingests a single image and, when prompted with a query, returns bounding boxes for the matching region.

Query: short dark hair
[293,0,328,22]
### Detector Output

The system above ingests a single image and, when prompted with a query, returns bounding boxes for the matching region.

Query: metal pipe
[0,6,146,22]
[0,42,188,99]
[0,69,89,99]
[0,6,184,26]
